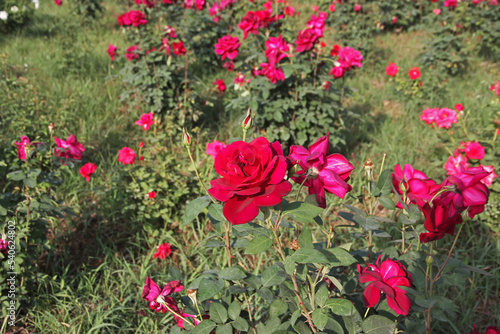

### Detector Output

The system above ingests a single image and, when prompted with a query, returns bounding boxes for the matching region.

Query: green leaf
[8,171,25,181]
[210,302,228,324]
[28,169,42,178]
[198,278,224,301]
[183,196,211,226]
[284,255,296,275]
[270,299,288,318]
[261,265,286,287]
[362,315,396,334]
[290,309,301,326]
[325,316,344,333]
[0,205,7,216]
[23,178,37,188]
[324,248,358,267]
[208,203,226,222]
[325,298,356,316]
[191,320,216,334]
[245,235,272,255]
[378,196,395,210]
[291,248,330,264]
[344,205,367,217]
[375,170,393,196]
[298,226,313,249]
[257,287,274,303]
[215,324,233,334]
[232,317,249,331]
[315,284,329,307]
[282,201,323,223]
[398,204,422,225]
[354,215,381,231]
[228,301,240,321]
[219,267,247,281]
[312,309,328,330]
[325,275,344,293]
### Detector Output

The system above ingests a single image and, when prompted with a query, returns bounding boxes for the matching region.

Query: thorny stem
[223,220,233,267]
[186,147,216,203]
[271,227,317,333]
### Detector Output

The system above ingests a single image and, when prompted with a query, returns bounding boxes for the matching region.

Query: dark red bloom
[214,35,241,60]
[208,137,292,225]
[142,277,183,313]
[294,28,320,53]
[79,163,97,182]
[238,10,276,39]
[173,41,186,55]
[117,10,148,27]
[419,199,462,243]
[358,255,413,315]
[330,44,341,56]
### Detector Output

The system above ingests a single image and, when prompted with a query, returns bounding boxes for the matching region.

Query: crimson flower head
[212,79,226,93]
[265,35,289,66]
[392,164,440,208]
[117,10,148,27]
[135,0,156,7]
[259,63,285,84]
[15,136,32,160]
[294,28,320,53]
[135,112,155,130]
[107,44,118,61]
[471,325,500,334]
[206,140,226,159]
[460,141,485,160]
[0,238,9,255]
[118,147,136,165]
[173,41,186,55]
[455,103,464,112]
[358,255,413,315]
[54,134,85,160]
[444,0,458,7]
[338,46,363,69]
[148,191,157,199]
[214,35,241,60]
[386,62,399,77]
[125,45,140,61]
[79,163,97,182]
[289,133,354,208]
[420,199,462,243]
[354,4,361,11]
[444,152,469,176]
[154,243,172,259]
[208,137,292,225]
[441,166,491,218]
[408,67,421,80]
[420,107,439,125]
[223,61,235,71]
[480,165,497,188]
[142,277,183,313]
[55,0,62,5]
[434,108,457,129]
[330,44,340,56]
[238,10,276,40]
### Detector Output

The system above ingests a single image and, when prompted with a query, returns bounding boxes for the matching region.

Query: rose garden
[0,0,499,333]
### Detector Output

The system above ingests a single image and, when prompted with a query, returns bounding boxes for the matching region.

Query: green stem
[186,148,216,203]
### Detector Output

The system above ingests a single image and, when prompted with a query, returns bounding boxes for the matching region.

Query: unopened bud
[182,128,191,147]
[48,122,55,135]
[364,158,374,180]
[242,109,252,130]
[291,239,300,251]
[425,255,434,265]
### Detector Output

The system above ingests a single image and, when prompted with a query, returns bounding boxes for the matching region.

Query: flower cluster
[329,46,363,79]
[392,164,491,243]
[208,134,353,224]
[117,10,148,27]
[420,107,458,129]
[259,35,289,83]
[295,12,327,53]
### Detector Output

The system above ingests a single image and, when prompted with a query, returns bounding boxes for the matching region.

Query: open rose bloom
[208,137,291,225]
[358,255,414,315]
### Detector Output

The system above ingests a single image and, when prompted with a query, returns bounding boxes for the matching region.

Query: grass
[0,1,499,333]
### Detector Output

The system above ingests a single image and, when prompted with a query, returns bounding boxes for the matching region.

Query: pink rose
[214,35,241,61]
[135,112,155,131]
[118,147,136,165]
[434,108,457,129]
[386,62,399,77]
[54,134,85,160]
[206,140,226,159]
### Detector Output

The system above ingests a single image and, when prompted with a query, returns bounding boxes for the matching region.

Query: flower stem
[223,220,232,267]
[186,147,216,203]
[433,221,465,283]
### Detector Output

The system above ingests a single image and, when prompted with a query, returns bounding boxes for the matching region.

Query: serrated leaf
[232,317,249,331]
[8,171,25,181]
[219,267,247,281]
[261,265,286,287]
[362,315,396,334]
[228,301,240,321]
[23,178,36,188]
[245,235,272,254]
[312,309,328,330]
[298,226,313,249]
[208,203,226,222]
[375,170,393,196]
[315,284,329,307]
[198,278,224,301]
[183,196,211,226]
[324,248,358,266]
[210,302,228,324]
[215,324,233,334]
[282,201,323,223]
[291,248,330,264]
[191,320,216,334]
[325,298,356,316]
[378,196,395,210]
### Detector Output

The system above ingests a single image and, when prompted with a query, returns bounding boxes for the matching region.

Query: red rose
[294,28,320,53]
[420,199,462,243]
[215,35,241,60]
[408,67,421,80]
[208,137,292,225]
